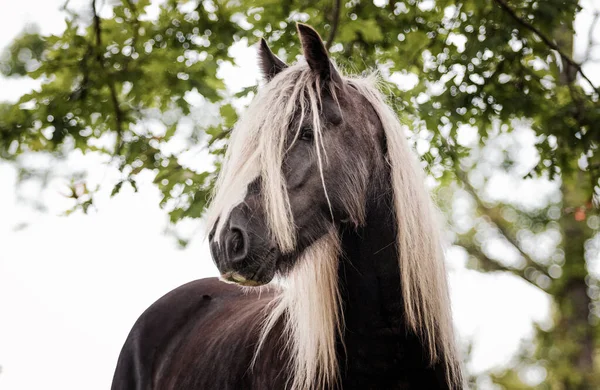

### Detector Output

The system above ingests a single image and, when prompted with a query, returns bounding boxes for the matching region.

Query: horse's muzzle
[209,205,278,287]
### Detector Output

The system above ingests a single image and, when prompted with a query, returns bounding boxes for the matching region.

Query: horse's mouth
[218,251,277,287]
[219,271,267,286]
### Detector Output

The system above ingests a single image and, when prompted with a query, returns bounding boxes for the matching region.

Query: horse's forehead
[346,85,381,124]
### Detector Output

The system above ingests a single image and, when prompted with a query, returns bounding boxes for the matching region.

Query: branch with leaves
[91,0,125,153]
[493,0,599,95]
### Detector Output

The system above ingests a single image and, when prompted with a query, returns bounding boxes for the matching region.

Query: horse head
[208,24,384,287]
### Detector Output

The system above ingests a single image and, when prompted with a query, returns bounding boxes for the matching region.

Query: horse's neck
[336,179,437,386]
[337,187,404,336]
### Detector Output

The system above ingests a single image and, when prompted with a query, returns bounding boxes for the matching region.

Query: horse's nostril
[226,227,248,264]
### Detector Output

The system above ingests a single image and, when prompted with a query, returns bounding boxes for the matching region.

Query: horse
[111,23,464,390]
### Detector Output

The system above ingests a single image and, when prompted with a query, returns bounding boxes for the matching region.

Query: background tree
[1,0,598,388]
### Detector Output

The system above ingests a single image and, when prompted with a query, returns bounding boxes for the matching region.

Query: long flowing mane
[206,61,461,389]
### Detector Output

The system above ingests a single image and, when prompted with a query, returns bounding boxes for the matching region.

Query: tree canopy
[1,0,599,388]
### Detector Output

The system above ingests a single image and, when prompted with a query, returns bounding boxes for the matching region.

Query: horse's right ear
[258,38,288,81]
[297,23,344,88]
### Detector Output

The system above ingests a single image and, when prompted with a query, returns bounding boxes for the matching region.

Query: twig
[584,11,600,62]
[207,128,232,147]
[326,0,341,50]
[493,0,600,95]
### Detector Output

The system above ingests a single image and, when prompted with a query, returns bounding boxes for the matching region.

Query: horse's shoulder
[132,277,251,335]
[112,277,260,389]
[154,277,246,305]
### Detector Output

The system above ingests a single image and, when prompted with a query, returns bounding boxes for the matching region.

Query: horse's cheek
[284,147,313,191]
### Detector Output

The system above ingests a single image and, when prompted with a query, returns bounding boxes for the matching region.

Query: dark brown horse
[111,23,464,390]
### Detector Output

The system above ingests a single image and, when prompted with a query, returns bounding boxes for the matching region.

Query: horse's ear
[258,38,288,81]
[296,23,343,85]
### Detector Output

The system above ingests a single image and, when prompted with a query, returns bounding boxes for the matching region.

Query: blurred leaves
[1,0,598,220]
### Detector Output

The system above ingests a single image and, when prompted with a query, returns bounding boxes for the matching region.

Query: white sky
[0,1,597,389]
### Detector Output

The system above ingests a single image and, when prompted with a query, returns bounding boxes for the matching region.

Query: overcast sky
[0,1,598,389]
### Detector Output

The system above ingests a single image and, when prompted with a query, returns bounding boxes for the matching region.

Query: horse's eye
[300,126,314,142]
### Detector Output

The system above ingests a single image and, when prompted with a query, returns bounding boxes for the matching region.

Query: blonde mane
[206,62,462,389]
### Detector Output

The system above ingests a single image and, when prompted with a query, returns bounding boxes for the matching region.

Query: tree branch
[326,0,341,50]
[456,235,548,290]
[493,0,600,95]
[92,0,101,48]
[92,0,124,153]
[438,134,551,281]
[453,166,551,278]
[123,0,140,72]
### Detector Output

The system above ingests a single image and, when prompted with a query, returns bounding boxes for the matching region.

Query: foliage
[1,0,599,388]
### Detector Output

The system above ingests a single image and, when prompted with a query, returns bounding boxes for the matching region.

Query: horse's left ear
[297,23,343,86]
[258,38,288,81]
